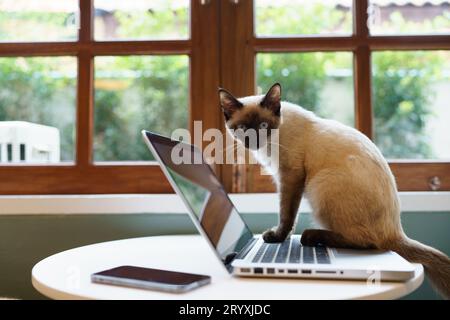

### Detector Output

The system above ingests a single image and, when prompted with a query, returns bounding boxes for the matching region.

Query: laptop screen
[143,131,254,269]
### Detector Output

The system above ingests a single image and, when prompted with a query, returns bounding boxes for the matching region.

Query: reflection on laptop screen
[145,132,253,267]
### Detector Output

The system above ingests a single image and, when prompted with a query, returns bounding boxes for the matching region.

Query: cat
[219,83,450,299]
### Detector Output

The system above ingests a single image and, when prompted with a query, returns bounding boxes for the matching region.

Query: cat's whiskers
[266,141,289,151]
[213,140,243,157]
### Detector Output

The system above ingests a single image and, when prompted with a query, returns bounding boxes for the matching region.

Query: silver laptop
[142,130,415,282]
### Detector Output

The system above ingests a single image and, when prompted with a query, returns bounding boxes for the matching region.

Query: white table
[32,235,424,300]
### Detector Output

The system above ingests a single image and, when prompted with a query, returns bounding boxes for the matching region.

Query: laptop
[142,130,415,282]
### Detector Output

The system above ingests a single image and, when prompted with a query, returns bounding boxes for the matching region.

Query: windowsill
[0,192,449,215]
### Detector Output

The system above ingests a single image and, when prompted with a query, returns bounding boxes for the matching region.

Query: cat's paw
[300,229,321,246]
[262,228,286,243]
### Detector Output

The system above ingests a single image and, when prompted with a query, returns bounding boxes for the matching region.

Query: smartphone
[91,266,211,293]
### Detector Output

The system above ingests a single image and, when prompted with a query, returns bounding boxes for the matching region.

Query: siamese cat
[219,83,450,299]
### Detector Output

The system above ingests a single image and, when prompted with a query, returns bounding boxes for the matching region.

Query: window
[255,0,353,36]
[257,52,355,127]
[0,0,79,42]
[93,55,189,162]
[0,0,449,194]
[0,57,77,163]
[0,0,220,194]
[222,0,450,193]
[372,50,450,159]
[93,0,190,41]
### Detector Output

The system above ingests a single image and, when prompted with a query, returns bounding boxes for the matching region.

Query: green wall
[0,212,448,300]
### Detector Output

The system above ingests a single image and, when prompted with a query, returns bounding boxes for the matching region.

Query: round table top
[32,235,424,300]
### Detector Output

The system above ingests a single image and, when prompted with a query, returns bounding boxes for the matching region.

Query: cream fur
[241,95,404,247]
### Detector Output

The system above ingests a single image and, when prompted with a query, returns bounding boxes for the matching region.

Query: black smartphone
[91,266,211,293]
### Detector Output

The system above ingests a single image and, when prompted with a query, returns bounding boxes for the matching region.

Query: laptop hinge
[224,237,257,271]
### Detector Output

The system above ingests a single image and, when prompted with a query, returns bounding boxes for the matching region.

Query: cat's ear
[218,88,243,121]
[261,83,281,117]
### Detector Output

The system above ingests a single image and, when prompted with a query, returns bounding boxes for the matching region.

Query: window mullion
[76,0,94,167]
[219,0,255,193]
[79,0,93,43]
[353,0,373,139]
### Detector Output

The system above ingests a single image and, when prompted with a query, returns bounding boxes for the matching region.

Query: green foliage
[93,55,189,161]
[372,51,446,158]
[0,12,76,41]
[257,52,352,120]
[257,53,324,113]
[255,2,352,35]
[112,7,189,40]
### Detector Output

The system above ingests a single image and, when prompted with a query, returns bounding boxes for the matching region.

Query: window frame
[222,0,450,193]
[0,0,449,195]
[0,0,222,195]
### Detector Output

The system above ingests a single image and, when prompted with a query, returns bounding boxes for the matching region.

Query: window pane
[0,0,78,42]
[0,57,76,164]
[255,0,352,37]
[369,0,450,35]
[257,52,354,127]
[94,0,189,40]
[373,51,450,159]
[94,55,189,162]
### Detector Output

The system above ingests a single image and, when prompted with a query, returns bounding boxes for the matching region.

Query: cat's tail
[387,237,450,300]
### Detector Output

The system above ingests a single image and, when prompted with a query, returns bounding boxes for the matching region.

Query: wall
[0,212,448,300]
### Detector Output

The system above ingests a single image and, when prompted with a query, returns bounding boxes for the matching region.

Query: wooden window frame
[0,0,222,195]
[0,0,449,195]
[221,0,450,193]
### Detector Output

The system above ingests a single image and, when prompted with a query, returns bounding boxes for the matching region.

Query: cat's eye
[237,124,247,131]
[259,122,269,129]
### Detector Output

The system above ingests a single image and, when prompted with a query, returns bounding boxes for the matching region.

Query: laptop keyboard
[261,243,278,263]
[303,245,315,264]
[274,239,291,263]
[251,237,331,264]
[252,243,268,263]
[288,237,301,263]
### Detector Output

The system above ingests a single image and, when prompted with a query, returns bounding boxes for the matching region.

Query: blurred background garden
[0,0,449,163]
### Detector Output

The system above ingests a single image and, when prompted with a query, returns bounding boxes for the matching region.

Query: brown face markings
[228,108,280,133]
[227,108,280,150]
[241,112,273,132]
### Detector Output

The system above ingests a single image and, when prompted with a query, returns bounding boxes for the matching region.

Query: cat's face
[219,83,281,150]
